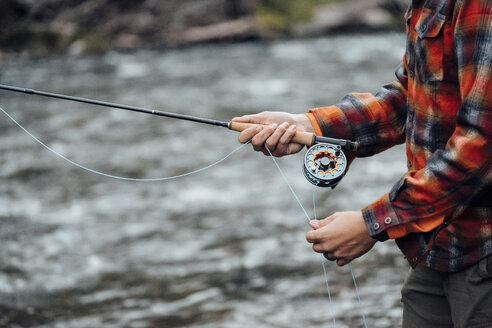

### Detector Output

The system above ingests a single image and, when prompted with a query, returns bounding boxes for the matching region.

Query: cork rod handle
[228,122,315,147]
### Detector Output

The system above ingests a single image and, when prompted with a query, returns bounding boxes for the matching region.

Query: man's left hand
[306,211,377,266]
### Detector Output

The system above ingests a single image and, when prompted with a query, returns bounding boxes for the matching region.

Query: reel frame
[303,138,354,189]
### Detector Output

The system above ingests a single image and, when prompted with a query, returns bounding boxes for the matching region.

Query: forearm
[308,63,409,157]
[292,113,315,133]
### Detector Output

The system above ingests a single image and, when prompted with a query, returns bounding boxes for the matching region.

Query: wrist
[293,113,315,133]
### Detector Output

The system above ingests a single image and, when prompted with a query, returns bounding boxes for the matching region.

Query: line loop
[0,105,249,182]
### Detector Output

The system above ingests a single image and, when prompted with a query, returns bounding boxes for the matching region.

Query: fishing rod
[0,83,359,188]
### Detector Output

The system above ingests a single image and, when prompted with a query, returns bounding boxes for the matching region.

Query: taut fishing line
[314,187,337,328]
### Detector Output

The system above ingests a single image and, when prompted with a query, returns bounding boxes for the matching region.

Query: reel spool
[303,143,347,188]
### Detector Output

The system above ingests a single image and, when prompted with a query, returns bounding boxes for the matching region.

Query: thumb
[231,114,263,124]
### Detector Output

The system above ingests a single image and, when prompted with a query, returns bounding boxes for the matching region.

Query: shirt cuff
[386,224,409,239]
[306,107,357,167]
[308,106,353,141]
[362,193,401,242]
[305,113,323,136]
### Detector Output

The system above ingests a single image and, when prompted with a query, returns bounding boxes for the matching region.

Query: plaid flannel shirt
[307,0,492,272]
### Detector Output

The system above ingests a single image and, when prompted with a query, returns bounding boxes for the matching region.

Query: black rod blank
[0,83,360,151]
[0,84,229,128]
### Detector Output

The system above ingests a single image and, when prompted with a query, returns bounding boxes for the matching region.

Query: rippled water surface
[1,34,409,328]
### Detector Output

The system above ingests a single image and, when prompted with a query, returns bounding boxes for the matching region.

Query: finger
[309,220,320,230]
[279,124,297,144]
[264,123,285,153]
[231,115,263,124]
[252,125,276,151]
[261,147,271,157]
[238,125,262,144]
[324,252,337,261]
[306,229,321,243]
[312,242,330,253]
[336,258,350,266]
[275,125,297,155]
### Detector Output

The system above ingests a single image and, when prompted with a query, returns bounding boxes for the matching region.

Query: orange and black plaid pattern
[307,0,492,272]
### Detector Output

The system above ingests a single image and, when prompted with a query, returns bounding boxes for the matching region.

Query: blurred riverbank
[0,0,409,58]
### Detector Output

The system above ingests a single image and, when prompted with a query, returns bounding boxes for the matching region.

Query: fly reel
[303,143,347,188]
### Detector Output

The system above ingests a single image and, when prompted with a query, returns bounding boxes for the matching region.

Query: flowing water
[0,33,410,328]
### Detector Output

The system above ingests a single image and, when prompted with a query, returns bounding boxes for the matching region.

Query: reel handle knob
[228,122,315,146]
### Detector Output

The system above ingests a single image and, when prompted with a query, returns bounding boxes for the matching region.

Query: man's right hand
[231,111,315,157]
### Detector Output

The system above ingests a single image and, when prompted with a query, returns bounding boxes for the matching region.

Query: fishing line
[0,105,249,182]
[1,84,367,324]
[314,187,337,328]
[264,145,337,325]
[265,144,368,328]
[350,263,368,328]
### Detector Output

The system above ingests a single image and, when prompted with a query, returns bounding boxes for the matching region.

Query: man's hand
[231,111,314,157]
[306,211,377,266]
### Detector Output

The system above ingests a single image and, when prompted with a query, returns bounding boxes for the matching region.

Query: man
[232,0,492,327]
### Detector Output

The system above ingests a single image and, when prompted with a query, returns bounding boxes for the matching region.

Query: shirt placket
[406,6,417,170]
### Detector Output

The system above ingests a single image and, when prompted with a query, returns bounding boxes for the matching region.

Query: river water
[1,33,409,328]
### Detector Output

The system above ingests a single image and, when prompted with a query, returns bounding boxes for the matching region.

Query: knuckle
[278,124,287,132]
[253,146,263,152]
[266,127,276,136]
[239,133,251,143]
[256,111,270,121]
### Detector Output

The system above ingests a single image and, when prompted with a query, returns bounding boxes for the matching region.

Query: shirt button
[408,160,412,167]
[373,222,380,230]
[384,217,392,224]
[427,206,435,213]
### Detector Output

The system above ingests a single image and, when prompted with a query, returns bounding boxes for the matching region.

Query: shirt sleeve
[363,2,492,240]
[308,60,409,157]
[308,61,410,240]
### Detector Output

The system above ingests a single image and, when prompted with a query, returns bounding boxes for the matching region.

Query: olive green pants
[401,255,492,328]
